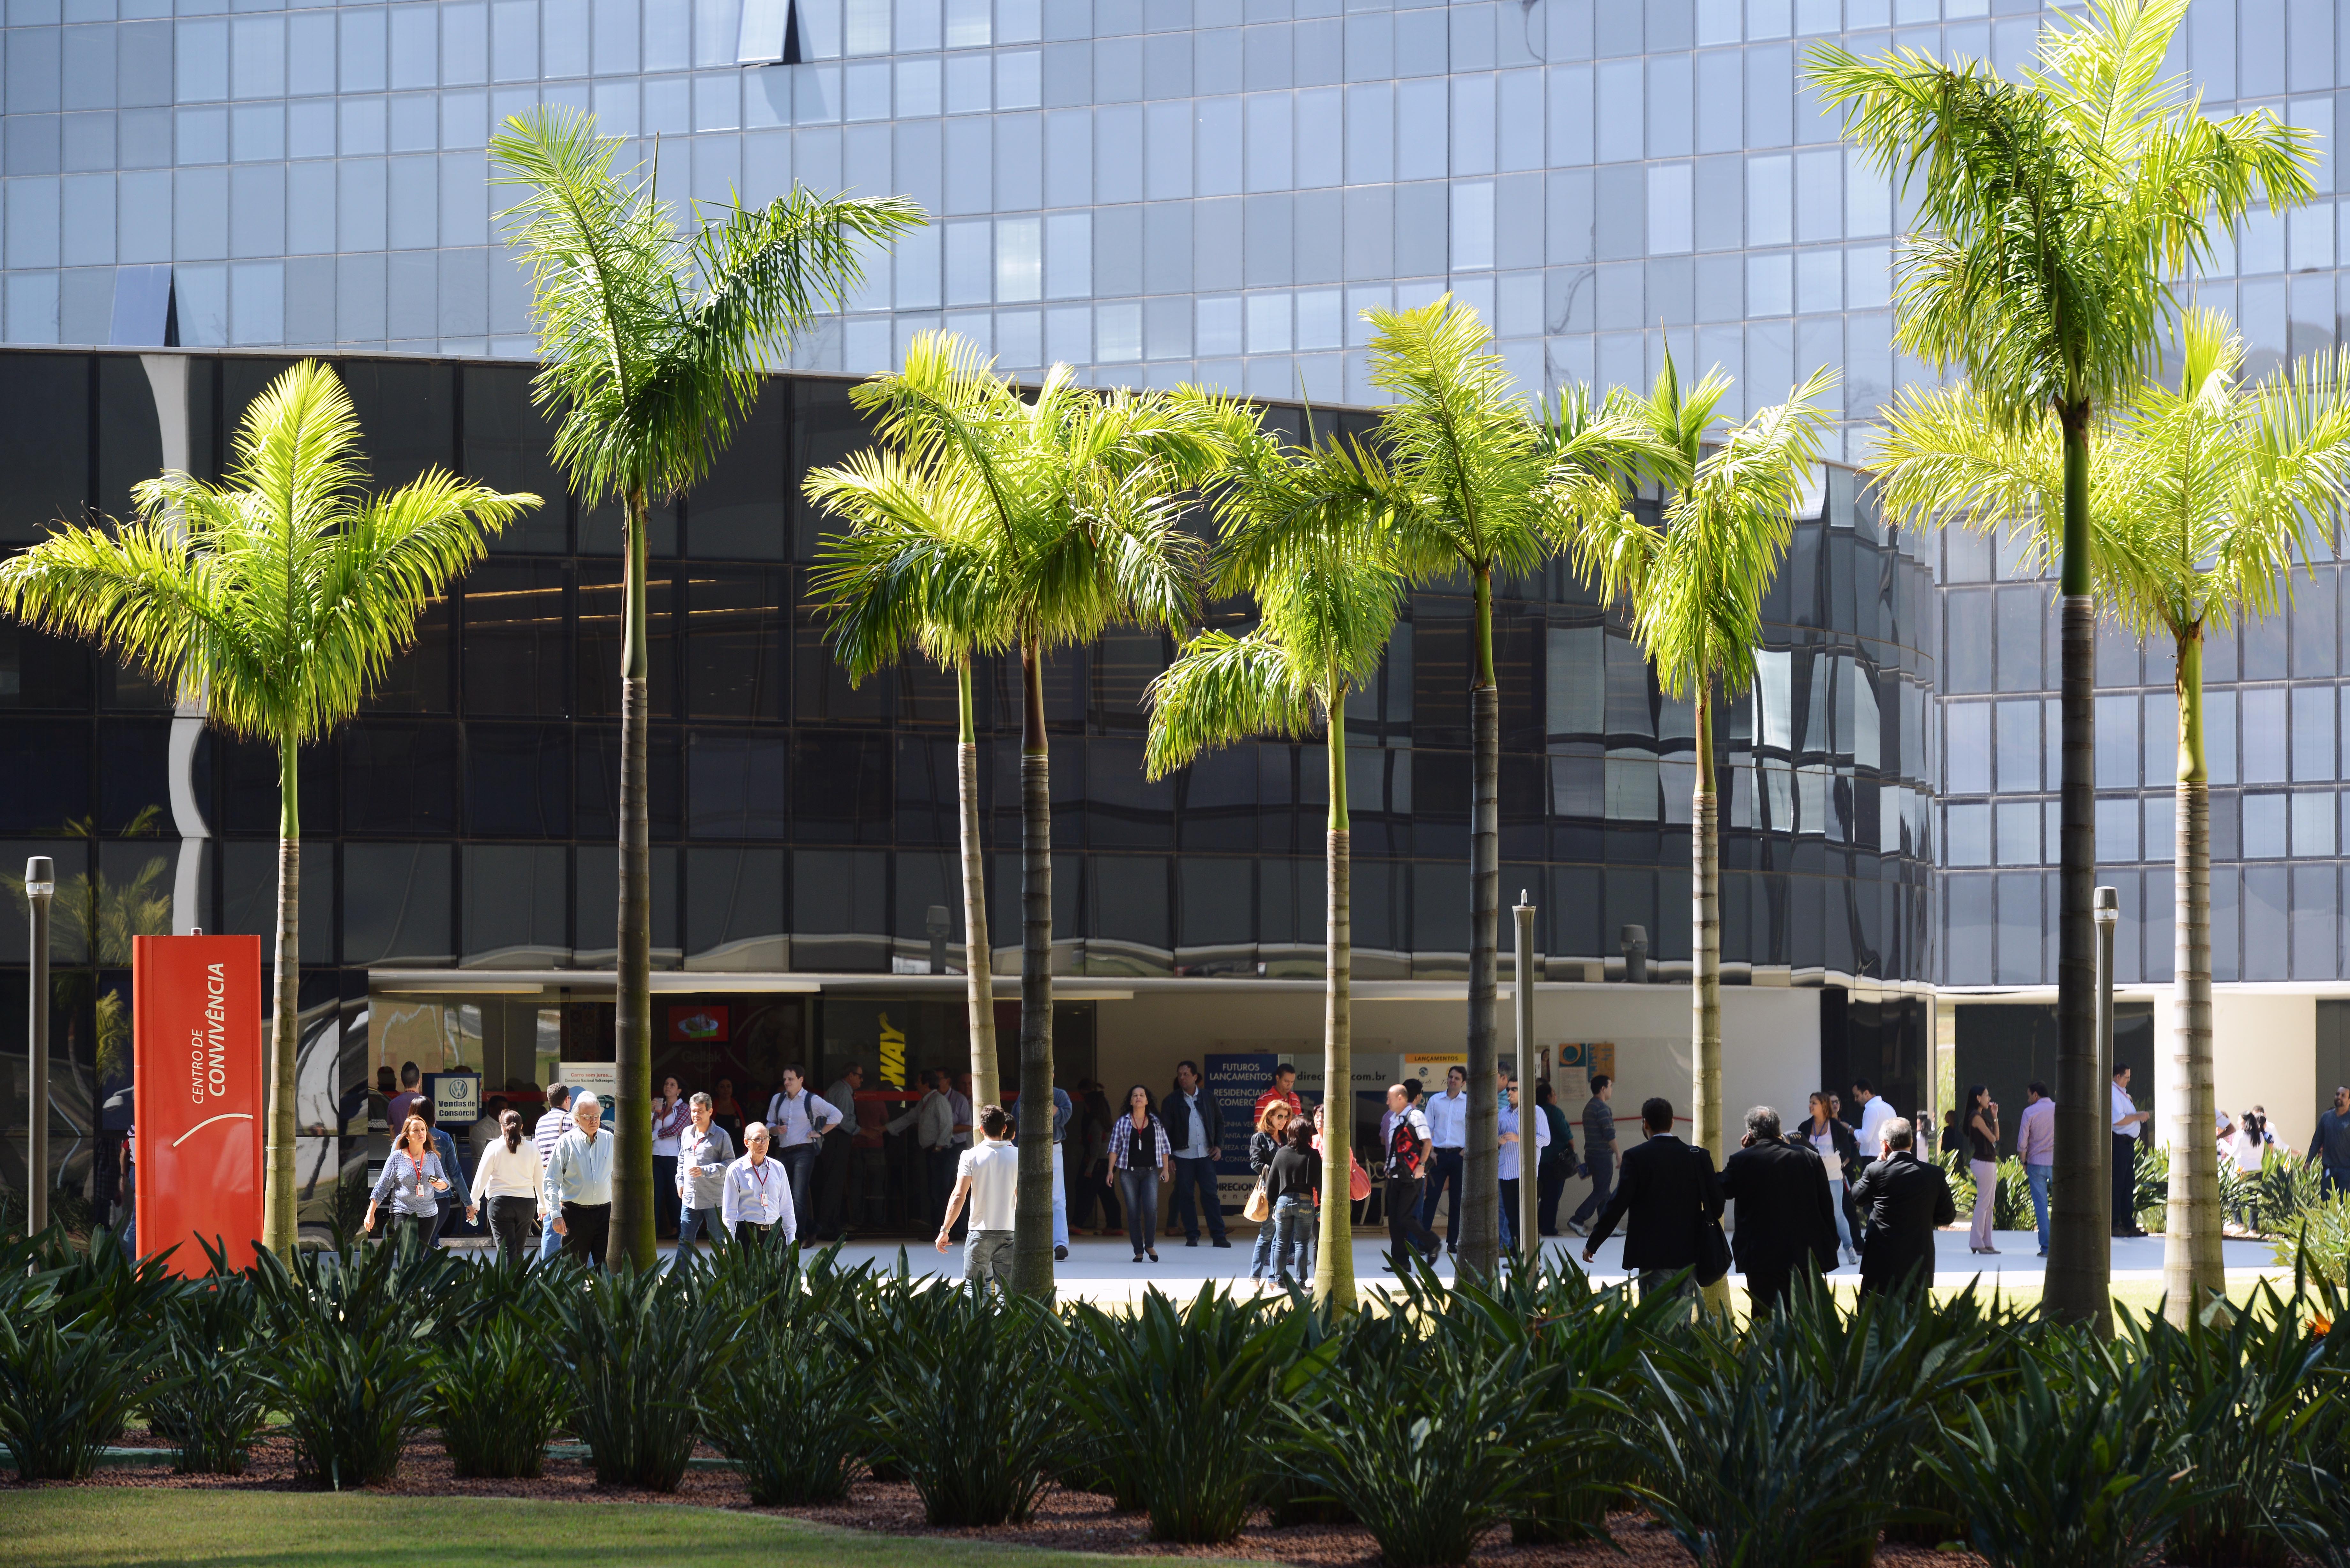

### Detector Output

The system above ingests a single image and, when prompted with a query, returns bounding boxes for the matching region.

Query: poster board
[132,935,265,1275]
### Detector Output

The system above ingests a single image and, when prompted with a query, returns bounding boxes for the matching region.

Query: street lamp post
[2093,883,2119,1340]
[1514,891,1538,1267]
[24,855,53,1234]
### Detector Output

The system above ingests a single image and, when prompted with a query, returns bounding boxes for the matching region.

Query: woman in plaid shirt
[1111,1083,1173,1263]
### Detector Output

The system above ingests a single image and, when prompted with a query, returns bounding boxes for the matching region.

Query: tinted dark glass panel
[362,596,453,713]
[791,732,891,842]
[687,381,787,559]
[1412,599,1471,748]
[461,363,570,554]
[580,496,679,556]
[221,839,333,963]
[895,653,966,729]
[790,847,887,971]
[342,841,453,963]
[0,626,91,710]
[685,567,788,720]
[894,734,958,845]
[1092,630,1165,731]
[338,359,452,491]
[342,722,458,833]
[576,725,683,841]
[1084,736,1172,848]
[576,564,676,718]
[1088,854,1171,973]
[0,720,87,831]
[95,354,163,525]
[463,843,568,963]
[1176,855,1252,950]
[462,562,569,717]
[216,735,337,835]
[788,379,877,560]
[98,719,171,833]
[792,569,891,724]
[574,845,678,958]
[688,732,789,839]
[1175,744,1255,850]
[214,358,300,472]
[0,353,89,543]
[684,846,787,968]
[466,723,571,838]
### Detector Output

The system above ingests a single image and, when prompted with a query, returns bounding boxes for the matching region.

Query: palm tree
[491,107,921,1269]
[1143,405,1404,1311]
[1367,298,1664,1278]
[1809,0,2316,1326]
[1875,310,2350,1325]
[0,361,535,1256]
[809,332,1222,1296]
[1576,356,1836,1166]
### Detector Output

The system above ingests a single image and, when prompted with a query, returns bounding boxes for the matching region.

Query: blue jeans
[1250,1186,1278,1278]
[1826,1178,1854,1251]
[1051,1143,1068,1249]
[2025,1162,2053,1253]
[1273,1195,1315,1283]
[536,1210,564,1262]
[677,1203,726,1250]
[1170,1154,1226,1242]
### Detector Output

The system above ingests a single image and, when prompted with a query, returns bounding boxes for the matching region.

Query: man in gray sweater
[1565,1074,1617,1237]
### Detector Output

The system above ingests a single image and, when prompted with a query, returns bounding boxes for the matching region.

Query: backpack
[1386,1117,1425,1182]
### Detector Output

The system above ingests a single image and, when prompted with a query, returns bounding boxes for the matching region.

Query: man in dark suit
[1847,1116,1956,1299]
[1718,1105,1840,1316]
[1579,1096,1723,1298]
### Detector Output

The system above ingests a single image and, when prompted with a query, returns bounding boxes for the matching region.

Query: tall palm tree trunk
[1314,676,1357,1310]
[2047,404,2110,1333]
[262,738,300,1255]
[1461,567,1501,1279]
[613,486,656,1270]
[1012,637,1056,1298]
[1692,684,1722,1162]
[957,664,999,1107]
[2165,625,2222,1321]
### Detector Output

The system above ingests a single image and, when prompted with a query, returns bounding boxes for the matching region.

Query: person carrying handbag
[1246,1100,1295,1280]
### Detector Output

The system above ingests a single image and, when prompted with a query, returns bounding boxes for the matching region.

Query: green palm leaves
[0,359,537,1255]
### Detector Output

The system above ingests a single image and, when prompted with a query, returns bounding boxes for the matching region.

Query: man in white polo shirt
[936,1103,1020,1292]
[1851,1079,1896,1160]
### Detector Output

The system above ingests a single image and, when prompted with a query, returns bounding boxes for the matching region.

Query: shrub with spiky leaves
[868,1278,1064,1526]
[557,1258,737,1492]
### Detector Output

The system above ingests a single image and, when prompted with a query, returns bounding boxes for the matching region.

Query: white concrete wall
[2165,989,2318,1152]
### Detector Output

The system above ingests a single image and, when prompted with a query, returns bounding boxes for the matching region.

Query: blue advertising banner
[1204,1051,1280,1213]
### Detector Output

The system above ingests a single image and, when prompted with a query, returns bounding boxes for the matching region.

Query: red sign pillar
[132,935,265,1275]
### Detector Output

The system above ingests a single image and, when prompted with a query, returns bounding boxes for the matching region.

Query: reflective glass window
[575,844,678,961]
[1994,697,2038,792]
[688,731,788,838]
[791,847,888,971]
[2094,691,2138,788]
[2295,790,2337,857]
[1993,586,2042,691]
[575,564,675,719]
[2242,686,2289,783]
[684,567,788,721]
[463,563,570,717]
[344,841,453,963]
[2244,792,2289,857]
[2295,684,2336,780]
[344,721,459,833]
[464,844,567,965]
[466,723,571,838]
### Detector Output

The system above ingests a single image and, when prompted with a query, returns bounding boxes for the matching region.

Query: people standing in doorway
[915,1069,959,1229]
[1250,1100,1307,1279]
[1254,1064,1304,1126]
[2112,1064,2151,1236]
[1535,1081,1575,1237]
[546,1091,616,1268]
[1565,1074,1617,1237]
[1581,1096,1722,1300]
[1496,1073,1550,1252]
[364,1114,455,1256]
[1161,1060,1230,1249]
[2015,1081,2055,1258]
[1961,1084,2001,1255]
[1380,1083,1441,1270]
[816,1063,866,1242]
[530,1084,574,1262]
[1420,1065,1471,1254]
[937,1104,1021,1292]
[1268,1119,1321,1287]
[2308,1086,2350,1198]
[1111,1083,1171,1263]
[469,1108,544,1265]
[675,1091,736,1251]
[721,1122,795,1247]
[1803,1092,1861,1265]
[1718,1105,1839,1316]
[765,1066,842,1230]
[651,1077,689,1241]
[1849,1117,1955,1299]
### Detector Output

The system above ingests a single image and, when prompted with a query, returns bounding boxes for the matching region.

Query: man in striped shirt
[531,1083,573,1263]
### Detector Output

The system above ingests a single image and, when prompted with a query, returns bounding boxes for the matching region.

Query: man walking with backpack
[1382,1082,1442,1270]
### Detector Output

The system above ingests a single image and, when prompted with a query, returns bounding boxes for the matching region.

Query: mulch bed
[20,1430,1992,1565]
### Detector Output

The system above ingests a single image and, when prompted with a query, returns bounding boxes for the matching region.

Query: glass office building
[2,0,2345,1217]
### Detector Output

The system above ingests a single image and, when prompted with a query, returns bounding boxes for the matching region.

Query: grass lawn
[0,1490,1170,1568]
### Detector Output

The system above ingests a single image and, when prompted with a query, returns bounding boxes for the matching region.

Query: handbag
[1243,1171,1271,1223]
[1347,1152,1373,1203]
[1693,1147,1732,1287]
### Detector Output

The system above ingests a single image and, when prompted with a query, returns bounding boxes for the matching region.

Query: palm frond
[1144,628,1320,778]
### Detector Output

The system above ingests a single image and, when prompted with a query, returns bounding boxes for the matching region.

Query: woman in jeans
[467,1107,544,1264]
[1247,1100,1297,1280]
[1804,1092,1861,1264]
[364,1114,456,1255]
[1269,1120,1321,1286]
[1963,1084,2001,1254]
[1111,1082,1171,1263]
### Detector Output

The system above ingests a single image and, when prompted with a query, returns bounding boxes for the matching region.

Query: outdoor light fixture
[24,856,52,1234]
[926,903,951,976]
[1619,923,1648,985]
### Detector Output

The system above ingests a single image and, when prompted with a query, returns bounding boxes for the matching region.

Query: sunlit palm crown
[808,331,1228,682]
[492,106,922,508]
[1873,309,2350,639]
[1810,0,2312,424]
[0,359,536,747]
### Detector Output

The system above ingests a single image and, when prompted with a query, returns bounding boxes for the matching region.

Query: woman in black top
[1112,1083,1171,1262]
[1964,1083,2001,1255]
[1268,1121,1321,1286]
[1247,1100,1297,1281]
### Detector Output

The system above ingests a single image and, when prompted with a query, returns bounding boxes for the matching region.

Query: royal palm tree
[1367,298,1665,1278]
[0,361,536,1256]
[1576,356,1836,1166]
[810,331,1222,1296]
[1143,406,1404,1311]
[491,107,920,1269]
[1809,0,2315,1325]
[1875,311,2350,1325]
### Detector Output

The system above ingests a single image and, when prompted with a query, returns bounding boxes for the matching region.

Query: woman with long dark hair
[364,1113,453,1256]
[1268,1119,1321,1286]
[1111,1082,1171,1263]
[468,1107,545,1264]
[1804,1091,1861,1265]
[1963,1083,2001,1255]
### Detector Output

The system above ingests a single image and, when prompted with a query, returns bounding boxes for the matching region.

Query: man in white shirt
[720,1122,796,1245]
[2111,1063,2152,1237]
[529,1084,574,1263]
[936,1104,1020,1291]
[1851,1079,1897,1161]
[763,1065,841,1228]
[1496,1073,1550,1252]
[913,1068,957,1225]
[1420,1065,1471,1254]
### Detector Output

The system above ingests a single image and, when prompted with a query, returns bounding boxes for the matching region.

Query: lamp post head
[23,856,52,901]
[2093,885,2119,929]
